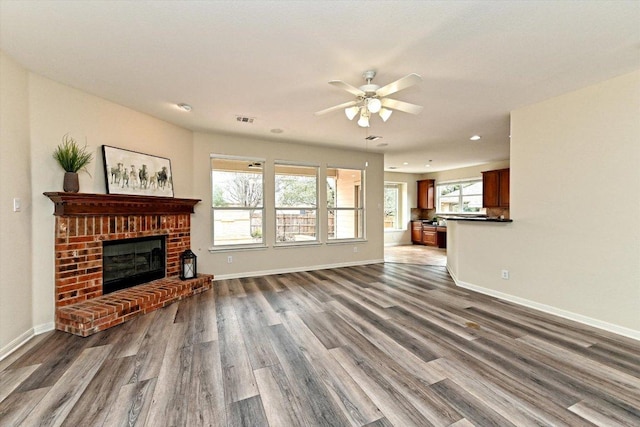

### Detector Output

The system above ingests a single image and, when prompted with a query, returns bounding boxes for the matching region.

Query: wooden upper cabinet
[482,168,510,208]
[417,179,435,209]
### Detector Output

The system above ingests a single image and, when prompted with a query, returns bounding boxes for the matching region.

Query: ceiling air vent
[365,135,382,141]
[236,116,255,124]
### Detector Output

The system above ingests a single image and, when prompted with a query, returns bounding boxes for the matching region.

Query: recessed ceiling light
[177,103,192,112]
[470,135,481,141]
[403,162,409,165]
[425,164,431,167]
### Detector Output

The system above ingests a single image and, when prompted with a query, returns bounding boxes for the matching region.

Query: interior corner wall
[191,132,385,278]
[0,52,33,355]
[451,70,640,335]
[28,73,194,330]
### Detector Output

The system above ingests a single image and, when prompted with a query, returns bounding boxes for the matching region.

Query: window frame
[274,161,320,246]
[326,166,365,242]
[435,178,486,215]
[210,155,266,250]
[384,182,407,231]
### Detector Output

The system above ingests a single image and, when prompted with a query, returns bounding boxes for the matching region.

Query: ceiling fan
[315,70,423,127]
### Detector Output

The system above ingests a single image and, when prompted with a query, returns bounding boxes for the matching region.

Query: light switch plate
[13,198,21,212]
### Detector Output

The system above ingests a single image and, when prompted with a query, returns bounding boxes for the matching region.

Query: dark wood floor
[1,261,639,426]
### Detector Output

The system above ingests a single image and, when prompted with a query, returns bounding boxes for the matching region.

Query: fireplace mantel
[44,192,201,216]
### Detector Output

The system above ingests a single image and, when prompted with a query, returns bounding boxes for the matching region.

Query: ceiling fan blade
[381,98,424,115]
[376,73,423,98]
[314,100,358,116]
[329,80,365,97]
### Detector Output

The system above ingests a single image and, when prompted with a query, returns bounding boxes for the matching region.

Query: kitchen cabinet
[412,221,446,247]
[411,221,423,243]
[482,168,509,208]
[422,225,438,246]
[417,179,435,209]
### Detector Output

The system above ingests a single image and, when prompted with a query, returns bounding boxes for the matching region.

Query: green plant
[53,134,93,174]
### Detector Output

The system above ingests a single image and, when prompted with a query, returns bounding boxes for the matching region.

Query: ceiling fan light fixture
[357,110,370,128]
[379,108,393,122]
[345,106,359,120]
[367,98,382,113]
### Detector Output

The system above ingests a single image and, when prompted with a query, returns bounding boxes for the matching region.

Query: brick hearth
[45,192,213,336]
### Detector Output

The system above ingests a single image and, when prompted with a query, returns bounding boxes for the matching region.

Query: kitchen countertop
[445,217,513,223]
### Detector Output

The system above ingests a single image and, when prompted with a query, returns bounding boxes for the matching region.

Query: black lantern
[180,249,197,280]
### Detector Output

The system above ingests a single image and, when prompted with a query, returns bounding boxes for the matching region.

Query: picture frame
[102,145,174,197]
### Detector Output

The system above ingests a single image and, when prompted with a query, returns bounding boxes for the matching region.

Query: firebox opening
[103,235,166,294]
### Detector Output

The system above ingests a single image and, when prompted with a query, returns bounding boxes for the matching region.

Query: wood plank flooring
[1,259,639,426]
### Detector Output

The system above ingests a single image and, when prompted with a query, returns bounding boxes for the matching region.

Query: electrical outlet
[501,269,510,280]
[227,256,233,264]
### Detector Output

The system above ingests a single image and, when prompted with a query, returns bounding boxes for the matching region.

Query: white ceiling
[1,1,639,173]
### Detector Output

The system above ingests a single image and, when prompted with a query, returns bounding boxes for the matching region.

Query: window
[436,179,485,214]
[327,167,364,240]
[211,157,264,247]
[275,163,318,244]
[384,183,401,229]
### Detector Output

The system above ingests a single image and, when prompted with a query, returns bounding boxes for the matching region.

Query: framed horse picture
[101,145,174,197]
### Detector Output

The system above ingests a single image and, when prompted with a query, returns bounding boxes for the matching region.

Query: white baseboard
[447,265,640,341]
[213,259,385,280]
[0,322,55,362]
[0,328,34,362]
[34,322,55,335]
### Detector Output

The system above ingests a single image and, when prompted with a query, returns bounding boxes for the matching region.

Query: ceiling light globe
[345,106,359,120]
[367,98,382,113]
[357,114,370,128]
[379,108,392,122]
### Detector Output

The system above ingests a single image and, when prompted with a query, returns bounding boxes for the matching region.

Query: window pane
[276,209,317,242]
[327,168,361,208]
[211,158,263,208]
[275,164,317,208]
[327,167,364,240]
[384,184,399,229]
[436,179,485,214]
[329,209,363,239]
[211,157,264,247]
[462,195,483,212]
[213,209,263,246]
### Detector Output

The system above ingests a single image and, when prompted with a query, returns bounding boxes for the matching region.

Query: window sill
[274,241,322,249]
[208,244,268,253]
[327,239,367,245]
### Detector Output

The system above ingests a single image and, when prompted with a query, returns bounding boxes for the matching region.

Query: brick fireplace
[45,192,213,336]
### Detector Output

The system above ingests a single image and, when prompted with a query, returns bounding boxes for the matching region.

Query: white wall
[422,159,510,182]
[191,132,385,278]
[0,52,33,355]
[27,74,194,333]
[448,70,640,337]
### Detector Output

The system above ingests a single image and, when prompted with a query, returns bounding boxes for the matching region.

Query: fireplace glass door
[103,235,166,294]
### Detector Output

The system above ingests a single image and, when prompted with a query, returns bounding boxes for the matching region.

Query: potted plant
[52,134,93,193]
